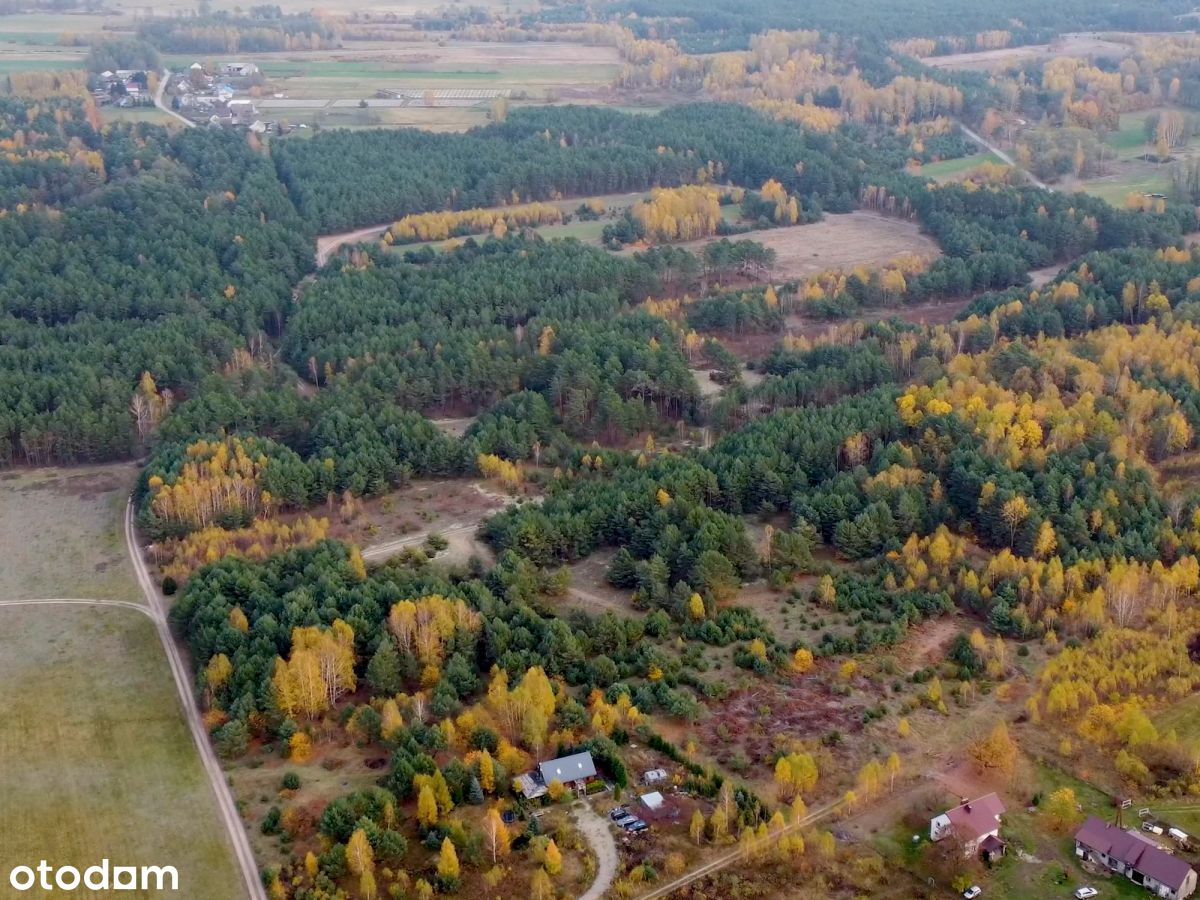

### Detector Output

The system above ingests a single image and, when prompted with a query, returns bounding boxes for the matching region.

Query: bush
[261,806,282,835]
[281,772,301,791]
[162,576,178,596]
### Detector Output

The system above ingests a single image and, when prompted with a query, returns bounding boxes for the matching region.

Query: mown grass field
[100,105,181,127]
[0,604,243,899]
[917,151,1003,181]
[0,465,140,603]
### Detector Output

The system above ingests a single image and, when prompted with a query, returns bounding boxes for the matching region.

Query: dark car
[626,821,649,833]
[609,807,629,822]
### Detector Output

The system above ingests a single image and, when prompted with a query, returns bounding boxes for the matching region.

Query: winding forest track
[316,224,390,267]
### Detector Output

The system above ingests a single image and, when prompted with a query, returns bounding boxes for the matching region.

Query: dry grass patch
[0,604,243,897]
[0,463,139,603]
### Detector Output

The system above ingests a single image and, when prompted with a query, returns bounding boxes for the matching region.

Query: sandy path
[574,803,619,900]
[124,502,266,900]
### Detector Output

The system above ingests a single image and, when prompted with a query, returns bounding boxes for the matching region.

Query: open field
[924,32,1134,71]
[0,603,243,898]
[681,211,942,282]
[1073,166,1171,205]
[0,13,113,72]
[0,464,140,603]
[188,40,621,130]
[916,151,1003,181]
[333,190,650,257]
[101,105,181,127]
[1059,106,1199,203]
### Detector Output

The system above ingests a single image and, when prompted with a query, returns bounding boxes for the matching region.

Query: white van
[1169,827,1189,844]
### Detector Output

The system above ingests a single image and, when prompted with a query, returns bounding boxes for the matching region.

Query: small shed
[640,791,665,811]
[643,768,668,784]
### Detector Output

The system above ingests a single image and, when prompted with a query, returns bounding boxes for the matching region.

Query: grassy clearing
[0,464,140,603]
[228,745,381,871]
[100,105,181,127]
[250,59,616,100]
[0,604,243,898]
[1032,761,1116,819]
[1079,169,1170,204]
[917,151,1003,181]
[0,54,84,73]
[1107,121,1149,158]
[1154,691,1200,742]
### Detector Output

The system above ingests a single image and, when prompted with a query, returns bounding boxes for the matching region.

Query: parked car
[613,814,638,827]
[623,818,647,831]
[1074,888,1098,899]
[608,807,629,822]
[963,888,982,900]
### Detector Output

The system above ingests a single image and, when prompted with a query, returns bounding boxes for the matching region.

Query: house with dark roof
[515,751,598,800]
[539,751,596,789]
[930,793,1006,857]
[1075,816,1197,900]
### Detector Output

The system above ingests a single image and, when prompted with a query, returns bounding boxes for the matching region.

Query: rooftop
[1076,816,1195,891]
[538,751,596,785]
[942,793,1006,840]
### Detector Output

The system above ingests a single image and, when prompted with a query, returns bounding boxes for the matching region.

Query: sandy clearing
[925,32,1134,71]
[681,211,941,282]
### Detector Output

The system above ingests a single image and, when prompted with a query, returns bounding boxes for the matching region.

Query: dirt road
[154,69,196,129]
[316,224,390,266]
[574,803,619,900]
[124,502,266,900]
[959,123,1051,191]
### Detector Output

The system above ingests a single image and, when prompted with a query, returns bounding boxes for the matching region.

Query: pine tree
[468,776,485,805]
[366,639,403,696]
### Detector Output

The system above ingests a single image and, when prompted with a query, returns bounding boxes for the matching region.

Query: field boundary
[123,501,265,900]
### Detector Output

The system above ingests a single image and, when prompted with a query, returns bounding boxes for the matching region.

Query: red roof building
[1075,816,1197,900]
[930,793,1006,856]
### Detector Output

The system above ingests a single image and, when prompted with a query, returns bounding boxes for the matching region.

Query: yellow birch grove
[148,437,268,531]
[271,620,356,717]
[388,595,482,668]
[632,186,722,243]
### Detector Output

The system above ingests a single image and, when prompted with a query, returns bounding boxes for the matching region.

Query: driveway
[573,802,618,900]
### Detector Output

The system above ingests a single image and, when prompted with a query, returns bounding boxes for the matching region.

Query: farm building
[222,62,260,78]
[930,793,1006,858]
[1075,817,1197,900]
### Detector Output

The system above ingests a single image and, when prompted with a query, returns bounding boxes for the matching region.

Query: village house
[930,793,1007,859]
[1075,816,1198,900]
[515,751,596,800]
